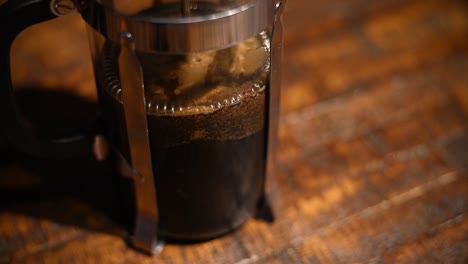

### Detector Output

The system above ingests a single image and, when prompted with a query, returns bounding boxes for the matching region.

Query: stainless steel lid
[80,0,278,53]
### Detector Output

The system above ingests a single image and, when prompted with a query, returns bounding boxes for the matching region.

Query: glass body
[86,22,270,239]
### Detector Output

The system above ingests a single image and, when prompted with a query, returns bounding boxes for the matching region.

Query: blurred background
[1,0,468,263]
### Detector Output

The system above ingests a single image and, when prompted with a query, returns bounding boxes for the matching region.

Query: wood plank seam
[2,231,85,263]
[241,171,460,264]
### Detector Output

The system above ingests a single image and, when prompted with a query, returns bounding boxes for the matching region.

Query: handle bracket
[118,32,160,254]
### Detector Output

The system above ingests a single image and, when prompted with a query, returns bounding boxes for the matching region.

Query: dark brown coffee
[100,82,266,240]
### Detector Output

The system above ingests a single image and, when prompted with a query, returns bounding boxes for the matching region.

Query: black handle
[0,0,94,158]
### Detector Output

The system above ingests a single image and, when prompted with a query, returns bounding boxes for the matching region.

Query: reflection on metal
[50,0,77,16]
[92,134,109,161]
[118,32,160,254]
[81,0,277,53]
[264,0,284,215]
[181,0,191,16]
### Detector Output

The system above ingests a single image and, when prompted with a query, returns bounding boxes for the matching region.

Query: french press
[0,0,284,254]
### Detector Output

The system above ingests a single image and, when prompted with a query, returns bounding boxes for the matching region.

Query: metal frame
[263,0,283,220]
[84,0,283,255]
[79,0,276,53]
[118,33,160,254]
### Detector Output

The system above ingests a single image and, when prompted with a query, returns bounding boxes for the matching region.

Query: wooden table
[1,0,467,263]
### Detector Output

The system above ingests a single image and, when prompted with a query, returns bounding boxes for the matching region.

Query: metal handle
[0,0,93,158]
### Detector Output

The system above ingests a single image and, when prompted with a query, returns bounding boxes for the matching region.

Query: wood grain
[1,0,467,263]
